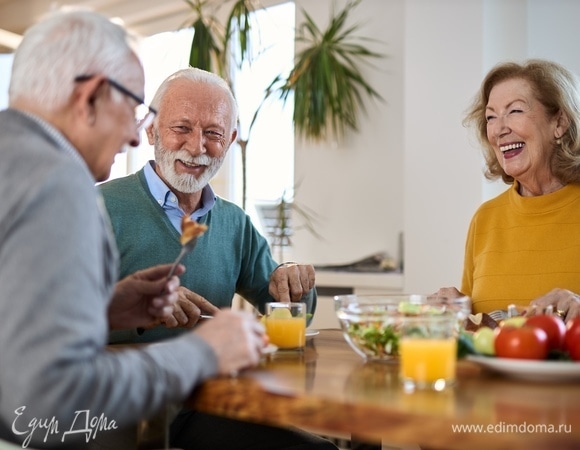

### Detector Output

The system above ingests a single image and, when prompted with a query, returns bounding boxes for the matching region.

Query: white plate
[306,329,320,338]
[467,355,580,382]
[261,343,278,355]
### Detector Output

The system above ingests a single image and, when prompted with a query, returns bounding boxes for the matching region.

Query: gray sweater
[0,109,217,448]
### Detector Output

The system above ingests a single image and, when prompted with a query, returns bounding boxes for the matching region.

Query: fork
[166,237,198,280]
[488,304,526,322]
[488,309,508,322]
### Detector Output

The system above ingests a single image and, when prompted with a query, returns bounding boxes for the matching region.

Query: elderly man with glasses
[0,9,269,449]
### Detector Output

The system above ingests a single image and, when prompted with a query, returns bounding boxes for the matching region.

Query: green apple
[473,326,495,355]
[500,317,527,328]
[398,301,421,315]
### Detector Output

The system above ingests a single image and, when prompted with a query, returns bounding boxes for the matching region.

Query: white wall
[292,0,405,268]
[291,0,580,295]
[527,0,580,74]
[292,0,483,294]
[403,0,484,293]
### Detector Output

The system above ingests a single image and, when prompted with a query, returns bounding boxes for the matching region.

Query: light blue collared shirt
[143,160,216,232]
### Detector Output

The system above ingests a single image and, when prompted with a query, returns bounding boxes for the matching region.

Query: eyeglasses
[74,74,157,131]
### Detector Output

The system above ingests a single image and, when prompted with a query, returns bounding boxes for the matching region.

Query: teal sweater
[100,168,315,342]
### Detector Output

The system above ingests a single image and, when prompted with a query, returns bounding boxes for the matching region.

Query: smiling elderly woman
[438,59,580,323]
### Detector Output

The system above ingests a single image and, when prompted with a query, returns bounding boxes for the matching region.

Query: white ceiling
[0,0,195,52]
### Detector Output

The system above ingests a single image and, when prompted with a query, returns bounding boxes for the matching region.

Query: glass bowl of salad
[334,294,471,362]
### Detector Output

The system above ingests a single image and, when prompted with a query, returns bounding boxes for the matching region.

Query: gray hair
[9,9,138,110]
[150,67,239,130]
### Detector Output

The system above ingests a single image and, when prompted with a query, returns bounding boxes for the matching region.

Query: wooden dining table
[187,329,580,450]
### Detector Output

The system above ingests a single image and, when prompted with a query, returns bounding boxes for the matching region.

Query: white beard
[154,135,225,194]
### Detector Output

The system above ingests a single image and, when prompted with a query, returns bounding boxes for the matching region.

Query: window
[119,27,196,178]
[232,2,296,211]
[0,53,13,108]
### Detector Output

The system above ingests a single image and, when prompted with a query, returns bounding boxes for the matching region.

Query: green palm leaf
[225,0,255,69]
[184,0,255,77]
[264,0,384,141]
[190,16,222,72]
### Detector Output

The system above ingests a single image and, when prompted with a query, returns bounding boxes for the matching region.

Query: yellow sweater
[462,182,580,314]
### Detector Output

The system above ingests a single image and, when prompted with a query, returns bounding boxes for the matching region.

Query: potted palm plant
[259,0,384,141]
[182,0,383,243]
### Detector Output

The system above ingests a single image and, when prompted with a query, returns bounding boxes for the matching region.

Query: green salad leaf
[456,329,476,359]
[348,322,399,357]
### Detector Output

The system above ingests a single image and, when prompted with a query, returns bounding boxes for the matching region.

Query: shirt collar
[143,160,216,220]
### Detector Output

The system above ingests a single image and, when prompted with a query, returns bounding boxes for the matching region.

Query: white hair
[9,8,139,110]
[150,67,239,130]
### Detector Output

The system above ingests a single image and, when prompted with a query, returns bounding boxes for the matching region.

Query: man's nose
[183,128,206,155]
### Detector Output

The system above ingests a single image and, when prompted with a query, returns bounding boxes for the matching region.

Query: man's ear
[74,76,107,126]
[145,122,155,145]
[229,128,238,146]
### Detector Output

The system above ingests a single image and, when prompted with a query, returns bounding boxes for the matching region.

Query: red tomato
[525,314,566,351]
[564,318,580,361]
[494,326,549,360]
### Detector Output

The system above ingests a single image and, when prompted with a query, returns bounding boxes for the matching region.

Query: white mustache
[173,151,213,166]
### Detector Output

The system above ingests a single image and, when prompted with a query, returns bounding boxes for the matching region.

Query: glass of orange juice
[399,313,457,391]
[265,302,306,350]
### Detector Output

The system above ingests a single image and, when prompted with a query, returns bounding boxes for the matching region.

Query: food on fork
[180,215,208,245]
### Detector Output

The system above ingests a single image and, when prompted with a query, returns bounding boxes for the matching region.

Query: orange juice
[265,316,306,349]
[400,338,456,386]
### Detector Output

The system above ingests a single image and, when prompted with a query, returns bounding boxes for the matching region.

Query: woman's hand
[526,288,580,323]
[432,287,466,299]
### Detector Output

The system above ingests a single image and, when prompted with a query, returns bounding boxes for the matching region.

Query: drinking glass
[265,302,306,350]
[399,312,458,391]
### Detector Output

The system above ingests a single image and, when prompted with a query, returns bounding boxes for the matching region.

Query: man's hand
[269,263,315,303]
[108,263,185,330]
[194,309,266,376]
[161,287,221,328]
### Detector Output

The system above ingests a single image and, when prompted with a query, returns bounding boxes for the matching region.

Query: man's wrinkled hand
[194,310,266,376]
[162,287,221,328]
[269,263,315,303]
[108,263,185,330]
